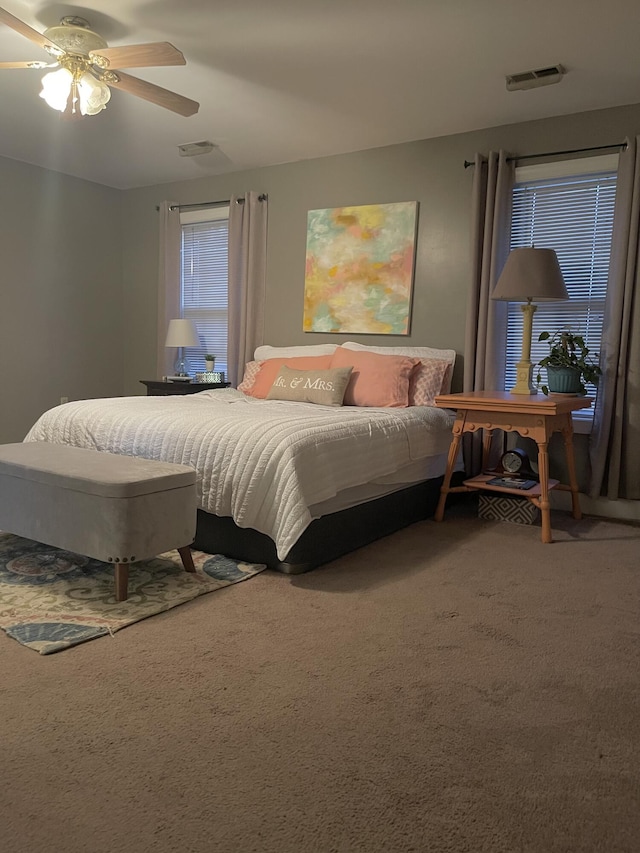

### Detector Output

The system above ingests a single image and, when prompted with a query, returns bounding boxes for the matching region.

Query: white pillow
[341,341,457,394]
[254,344,338,360]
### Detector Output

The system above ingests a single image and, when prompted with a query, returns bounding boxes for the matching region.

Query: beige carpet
[1,499,639,853]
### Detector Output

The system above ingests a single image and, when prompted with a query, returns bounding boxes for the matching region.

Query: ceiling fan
[0,6,199,118]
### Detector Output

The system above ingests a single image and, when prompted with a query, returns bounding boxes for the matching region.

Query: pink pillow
[237,360,263,394]
[329,346,420,407]
[409,359,451,406]
[247,355,333,399]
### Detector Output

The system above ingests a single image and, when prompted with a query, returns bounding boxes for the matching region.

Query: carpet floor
[1,499,639,853]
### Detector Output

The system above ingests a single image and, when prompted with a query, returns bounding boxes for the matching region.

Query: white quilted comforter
[25,389,455,559]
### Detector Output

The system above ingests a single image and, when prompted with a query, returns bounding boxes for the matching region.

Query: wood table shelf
[434,391,592,543]
[462,473,559,498]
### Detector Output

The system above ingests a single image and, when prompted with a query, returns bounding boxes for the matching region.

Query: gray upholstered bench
[0,442,197,601]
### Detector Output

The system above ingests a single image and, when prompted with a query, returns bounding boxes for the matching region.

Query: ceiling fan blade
[108,70,199,117]
[0,7,62,55]
[91,42,186,69]
[0,60,52,69]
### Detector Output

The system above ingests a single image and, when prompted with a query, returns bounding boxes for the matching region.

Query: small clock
[499,448,538,480]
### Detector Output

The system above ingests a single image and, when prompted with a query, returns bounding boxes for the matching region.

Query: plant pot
[205,360,215,372]
[545,366,583,394]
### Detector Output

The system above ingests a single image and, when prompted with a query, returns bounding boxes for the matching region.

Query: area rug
[0,532,266,654]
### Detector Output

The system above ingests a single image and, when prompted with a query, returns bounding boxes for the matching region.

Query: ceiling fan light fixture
[39,65,110,116]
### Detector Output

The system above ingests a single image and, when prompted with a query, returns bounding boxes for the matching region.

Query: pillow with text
[266,365,353,406]
[248,355,334,398]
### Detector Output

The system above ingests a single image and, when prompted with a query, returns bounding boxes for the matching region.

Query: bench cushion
[0,442,195,497]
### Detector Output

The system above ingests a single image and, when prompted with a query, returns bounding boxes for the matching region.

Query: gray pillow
[266,365,353,406]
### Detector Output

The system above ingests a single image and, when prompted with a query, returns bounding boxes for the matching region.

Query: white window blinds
[506,157,617,416]
[180,207,229,374]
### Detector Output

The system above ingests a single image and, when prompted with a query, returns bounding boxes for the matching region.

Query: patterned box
[478,493,540,525]
[195,371,225,383]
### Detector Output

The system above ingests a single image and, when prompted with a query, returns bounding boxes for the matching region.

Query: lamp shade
[164,319,199,348]
[492,248,569,302]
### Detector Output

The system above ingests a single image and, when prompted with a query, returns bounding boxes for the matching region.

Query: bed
[24,342,462,573]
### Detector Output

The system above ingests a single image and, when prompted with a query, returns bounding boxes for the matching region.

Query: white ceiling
[0,0,638,190]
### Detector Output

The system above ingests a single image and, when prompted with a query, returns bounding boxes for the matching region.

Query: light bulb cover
[40,67,73,112]
[78,72,110,115]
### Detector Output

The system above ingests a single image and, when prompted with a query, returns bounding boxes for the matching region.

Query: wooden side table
[141,380,230,396]
[434,390,592,543]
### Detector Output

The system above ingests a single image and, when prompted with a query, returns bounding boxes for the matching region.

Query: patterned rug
[0,533,266,655]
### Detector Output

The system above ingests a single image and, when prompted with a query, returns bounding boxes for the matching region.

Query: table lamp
[165,319,199,376]
[492,247,569,395]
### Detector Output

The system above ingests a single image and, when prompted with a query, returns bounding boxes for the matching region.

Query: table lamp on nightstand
[492,247,569,395]
[165,318,199,377]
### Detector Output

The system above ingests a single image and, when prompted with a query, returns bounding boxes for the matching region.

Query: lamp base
[510,360,537,395]
[174,349,190,377]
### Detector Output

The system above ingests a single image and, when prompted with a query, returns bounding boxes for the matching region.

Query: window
[180,206,229,375]
[505,155,618,422]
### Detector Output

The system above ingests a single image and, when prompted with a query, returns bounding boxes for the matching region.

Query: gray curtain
[589,137,640,499]
[463,151,515,472]
[157,201,181,378]
[227,192,268,387]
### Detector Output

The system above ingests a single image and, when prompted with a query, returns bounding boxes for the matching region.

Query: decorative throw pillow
[341,341,456,394]
[266,365,353,406]
[237,360,263,394]
[247,355,334,399]
[329,346,420,407]
[409,358,452,406]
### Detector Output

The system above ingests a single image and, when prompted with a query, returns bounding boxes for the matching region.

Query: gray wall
[118,101,640,494]
[5,101,640,491]
[1,157,122,443]
[120,101,640,399]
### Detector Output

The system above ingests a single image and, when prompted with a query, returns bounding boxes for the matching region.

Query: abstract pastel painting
[303,201,418,334]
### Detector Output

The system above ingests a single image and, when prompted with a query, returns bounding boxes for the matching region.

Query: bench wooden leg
[178,546,196,573]
[114,547,193,601]
[114,545,196,601]
[115,564,129,601]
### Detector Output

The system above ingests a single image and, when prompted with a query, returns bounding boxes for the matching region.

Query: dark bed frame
[193,474,463,573]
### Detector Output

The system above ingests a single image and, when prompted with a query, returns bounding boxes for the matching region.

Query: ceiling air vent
[178,140,216,157]
[506,64,566,91]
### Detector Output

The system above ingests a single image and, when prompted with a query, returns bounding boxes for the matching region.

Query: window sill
[571,417,593,435]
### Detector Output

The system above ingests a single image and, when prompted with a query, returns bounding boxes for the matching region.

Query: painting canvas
[303,201,418,334]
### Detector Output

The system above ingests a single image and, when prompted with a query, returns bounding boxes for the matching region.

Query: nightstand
[433,390,592,543]
[140,380,231,396]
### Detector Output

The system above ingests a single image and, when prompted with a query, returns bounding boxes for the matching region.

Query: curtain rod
[156,194,267,211]
[463,142,627,169]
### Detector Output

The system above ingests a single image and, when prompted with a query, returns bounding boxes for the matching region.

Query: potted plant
[204,354,215,371]
[535,328,602,395]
